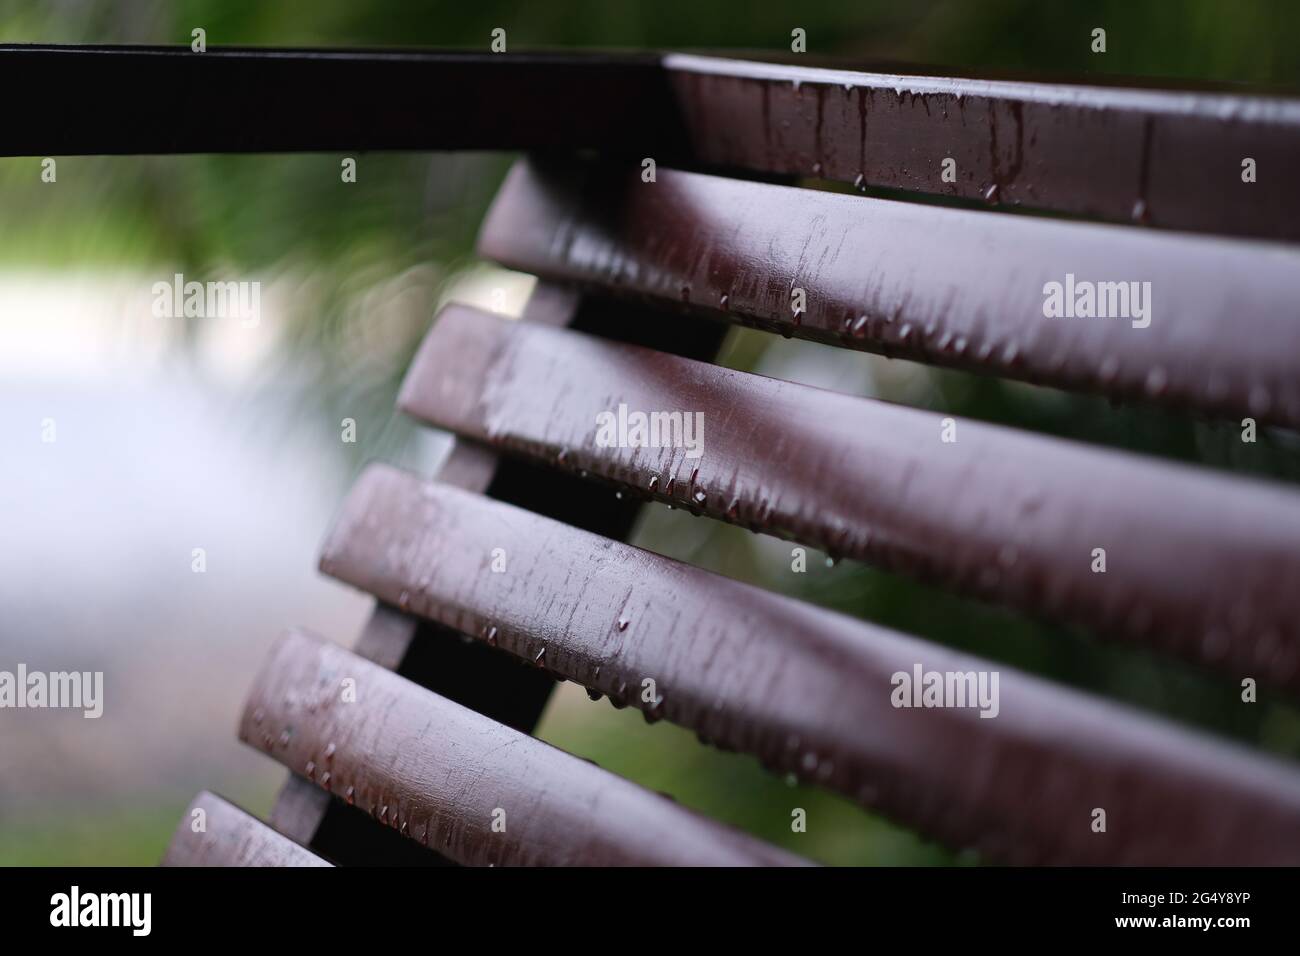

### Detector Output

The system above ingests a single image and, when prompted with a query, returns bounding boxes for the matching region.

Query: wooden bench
[158,50,1300,867]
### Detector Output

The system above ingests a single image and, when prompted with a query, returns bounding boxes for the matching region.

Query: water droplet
[485,625,498,647]
[534,646,547,667]
[253,708,265,725]
[983,183,1000,204]
[719,293,730,310]
[617,617,629,632]
[320,771,331,789]
[693,489,707,505]
[398,589,410,610]
[586,688,603,702]
[853,173,865,190]
[305,760,316,780]
[346,785,355,805]
[648,475,659,492]
[324,742,336,760]
[608,681,629,712]
[1143,365,1168,398]
[278,729,292,747]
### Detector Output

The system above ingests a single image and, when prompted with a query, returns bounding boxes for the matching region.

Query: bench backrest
[152,50,1300,867]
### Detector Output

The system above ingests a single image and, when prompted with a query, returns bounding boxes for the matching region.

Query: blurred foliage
[3,0,1299,865]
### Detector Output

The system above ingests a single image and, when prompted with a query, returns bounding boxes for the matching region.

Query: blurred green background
[2,0,1299,866]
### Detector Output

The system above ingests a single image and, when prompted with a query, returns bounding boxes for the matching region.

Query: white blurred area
[0,265,531,855]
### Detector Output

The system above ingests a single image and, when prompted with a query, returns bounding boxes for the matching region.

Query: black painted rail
[8,45,1300,239]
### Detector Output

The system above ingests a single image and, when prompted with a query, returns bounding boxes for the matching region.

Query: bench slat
[266,282,732,866]
[479,159,1300,428]
[319,465,1300,865]
[240,629,810,867]
[161,791,332,867]
[399,305,1300,689]
[665,54,1300,240]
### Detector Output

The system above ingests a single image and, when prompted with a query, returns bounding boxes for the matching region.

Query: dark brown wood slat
[161,791,331,867]
[240,629,810,867]
[664,54,1300,241]
[268,776,334,848]
[265,282,730,865]
[318,465,1300,865]
[398,305,1300,690]
[0,45,685,156]
[478,158,1300,428]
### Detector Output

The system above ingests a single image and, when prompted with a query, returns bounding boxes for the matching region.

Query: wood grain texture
[242,630,811,867]
[399,305,1300,689]
[480,159,1300,427]
[161,791,332,867]
[319,466,1300,865]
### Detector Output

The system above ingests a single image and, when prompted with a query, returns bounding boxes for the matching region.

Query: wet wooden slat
[318,466,1300,865]
[267,281,730,864]
[161,791,332,867]
[241,630,810,867]
[479,159,1300,428]
[664,54,1300,240]
[398,305,1300,690]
